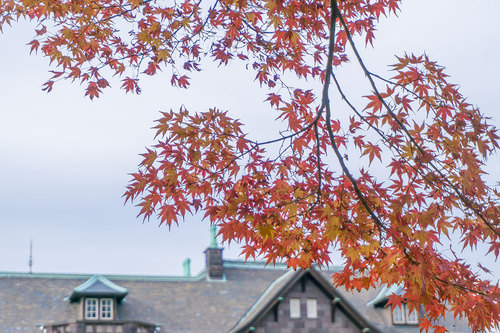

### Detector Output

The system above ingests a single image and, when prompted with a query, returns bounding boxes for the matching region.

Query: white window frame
[84,298,98,320]
[289,298,301,318]
[84,298,114,320]
[100,298,114,320]
[306,298,318,318]
[392,304,419,325]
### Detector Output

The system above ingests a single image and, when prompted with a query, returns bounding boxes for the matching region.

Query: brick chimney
[205,226,223,280]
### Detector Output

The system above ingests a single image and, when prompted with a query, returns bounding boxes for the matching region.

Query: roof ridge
[72,274,128,293]
[0,271,207,281]
[222,259,289,270]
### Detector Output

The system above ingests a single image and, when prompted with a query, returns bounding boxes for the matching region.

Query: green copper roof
[70,274,128,302]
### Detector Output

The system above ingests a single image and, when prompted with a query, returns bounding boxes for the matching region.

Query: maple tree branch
[330,71,388,140]
[324,2,445,269]
[369,70,497,176]
[330,71,465,222]
[87,0,154,24]
[314,122,323,202]
[333,3,500,238]
[91,0,206,75]
[323,0,389,239]
[328,9,498,300]
[331,67,481,269]
[368,70,469,152]
[240,15,276,35]
[170,0,204,40]
[176,0,218,45]
[432,276,488,297]
[325,119,390,235]
[369,71,440,113]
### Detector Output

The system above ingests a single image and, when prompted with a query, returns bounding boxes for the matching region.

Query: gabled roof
[228,269,295,332]
[228,268,382,333]
[69,274,128,302]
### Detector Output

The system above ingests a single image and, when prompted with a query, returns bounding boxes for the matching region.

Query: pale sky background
[0,0,499,278]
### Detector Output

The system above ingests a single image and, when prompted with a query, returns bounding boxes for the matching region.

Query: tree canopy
[1,0,499,331]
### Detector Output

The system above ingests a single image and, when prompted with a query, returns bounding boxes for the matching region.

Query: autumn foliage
[1,0,499,331]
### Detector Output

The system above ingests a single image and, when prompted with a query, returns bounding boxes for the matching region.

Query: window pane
[306,298,317,318]
[392,305,405,324]
[405,305,419,324]
[85,298,98,319]
[290,298,301,318]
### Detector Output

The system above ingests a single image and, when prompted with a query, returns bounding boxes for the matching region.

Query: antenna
[28,239,33,274]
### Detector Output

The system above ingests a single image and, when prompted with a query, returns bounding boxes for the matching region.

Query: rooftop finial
[28,239,33,274]
[183,258,191,277]
[209,226,218,249]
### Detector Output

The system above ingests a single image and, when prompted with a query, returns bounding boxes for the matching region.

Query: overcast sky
[0,0,499,278]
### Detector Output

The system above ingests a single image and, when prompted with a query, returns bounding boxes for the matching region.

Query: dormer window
[70,275,128,323]
[392,304,419,325]
[367,284,419,326]
[84,298,114,320]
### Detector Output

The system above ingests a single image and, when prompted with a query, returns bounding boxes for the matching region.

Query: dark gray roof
[0,263,285,333]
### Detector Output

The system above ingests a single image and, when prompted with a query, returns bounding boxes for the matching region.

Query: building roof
[69,274,128,302]
[0,264,285,333]
[0,259,473,333]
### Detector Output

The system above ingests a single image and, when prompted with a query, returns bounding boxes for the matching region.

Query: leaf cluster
[2,0,499,331]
